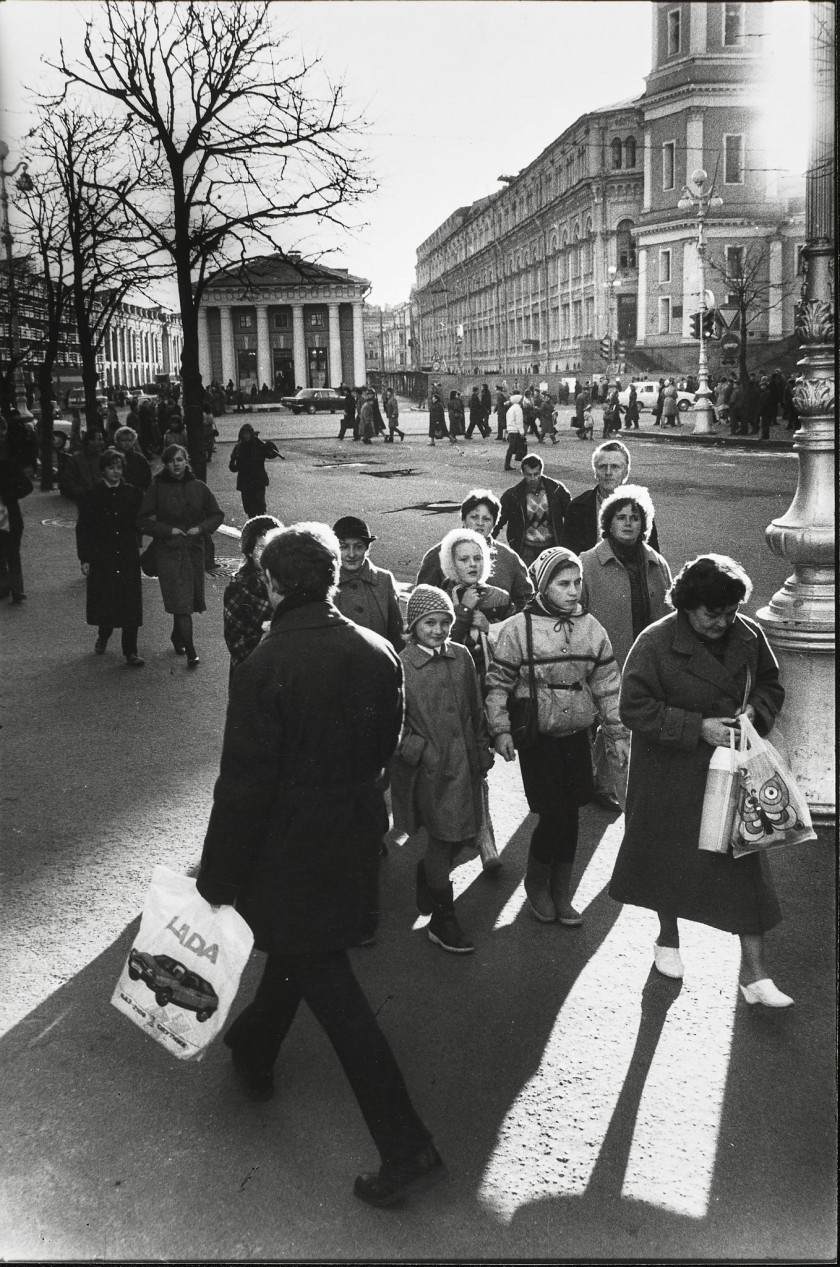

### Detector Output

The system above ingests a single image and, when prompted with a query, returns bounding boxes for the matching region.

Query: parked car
[618,381,695,413]
[127,949,219,1021]
[280,387,346,415]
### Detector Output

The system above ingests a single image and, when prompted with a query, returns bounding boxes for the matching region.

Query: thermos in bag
[698,735,741,854]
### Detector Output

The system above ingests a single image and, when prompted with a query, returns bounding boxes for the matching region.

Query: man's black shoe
[354,1144,447,1208]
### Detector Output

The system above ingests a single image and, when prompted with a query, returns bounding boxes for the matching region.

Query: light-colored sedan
[618,381,695,413]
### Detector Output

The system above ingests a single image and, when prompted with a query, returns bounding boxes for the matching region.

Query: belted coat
[609,611,785,933]
[390,641,493,843]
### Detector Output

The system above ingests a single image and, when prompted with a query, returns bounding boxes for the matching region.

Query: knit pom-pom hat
[529,546,583,596]
[405,584,455,632]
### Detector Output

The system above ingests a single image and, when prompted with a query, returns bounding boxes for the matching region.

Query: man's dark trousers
[225,950,432,1165]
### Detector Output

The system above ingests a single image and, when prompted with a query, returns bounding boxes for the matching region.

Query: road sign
[720,331,741,353]
[599,336,611,360]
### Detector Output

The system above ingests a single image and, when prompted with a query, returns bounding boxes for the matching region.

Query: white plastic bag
[111,865,254,1061]
[731,716,817,858]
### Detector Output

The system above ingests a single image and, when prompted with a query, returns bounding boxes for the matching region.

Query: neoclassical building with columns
[197,254,370,395]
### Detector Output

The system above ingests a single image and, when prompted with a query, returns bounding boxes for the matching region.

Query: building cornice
[202,285,366,306]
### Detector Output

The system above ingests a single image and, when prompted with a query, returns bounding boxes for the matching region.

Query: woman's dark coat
[229,436,280,492]
[428,398,448,438]
[609,611,785,934]
[0,459,32,541]
[196,600,403,956]
[76,481,144,628]
[137,470,224,615]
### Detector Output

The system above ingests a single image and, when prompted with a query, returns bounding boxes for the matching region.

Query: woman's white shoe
[653,942,684,979]
[739,978,794,1008]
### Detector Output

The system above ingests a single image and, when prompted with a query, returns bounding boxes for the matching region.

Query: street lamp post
[678,169,722,435]
[0,140,35,422]
[755,0,835,817]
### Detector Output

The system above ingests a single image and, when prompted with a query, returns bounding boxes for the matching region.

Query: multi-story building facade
[197,253,369,394]
[96,301,183,390]
[412,0,803,381]
[364,302,412,373]
[4,258,184,395]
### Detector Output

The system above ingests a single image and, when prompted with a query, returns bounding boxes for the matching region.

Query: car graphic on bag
[127,949,219,1021]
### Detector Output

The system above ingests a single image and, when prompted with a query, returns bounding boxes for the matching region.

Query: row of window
[667,3,745,57]
[234,310,327,331]
[662,134,744,190]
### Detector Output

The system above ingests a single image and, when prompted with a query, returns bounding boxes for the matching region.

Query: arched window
[571,224,580,278]
[560,232,569,283]
[624,136,637,168]
[616,219,636,269]
[611,138,623,169]
[549,233,557,254]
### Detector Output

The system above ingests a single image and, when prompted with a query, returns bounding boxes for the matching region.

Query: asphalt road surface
[1,410,835,1261]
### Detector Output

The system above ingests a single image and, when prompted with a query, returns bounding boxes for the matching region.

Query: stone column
[642,129,652,212]
[114,324,123,387]
[352,302,366,387]
[219,305,236,385]
[636,247,648,344]
[686,113,704,181]
[328,303,342,386]
[256,304,272,390]
[756,0,835,816]
[291,304,307,389]
[767,238,783,337]
[197,307,212,384]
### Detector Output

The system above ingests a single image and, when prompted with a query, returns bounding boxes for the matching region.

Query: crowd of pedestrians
[1,380,800,1210]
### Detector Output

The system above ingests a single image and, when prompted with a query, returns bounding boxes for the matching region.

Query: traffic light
[689,312,701,340]
[702,309,719,339]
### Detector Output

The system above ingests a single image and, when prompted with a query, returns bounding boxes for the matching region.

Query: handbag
[509,611,539,751]
[139,481,159,577]
[139,540,158,577]
[111,865,254,1062]
[730,716,816,858]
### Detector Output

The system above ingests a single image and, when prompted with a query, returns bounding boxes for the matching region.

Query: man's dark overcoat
[609,611,785,934]
[76,481,143,628]
[197,600,403,956]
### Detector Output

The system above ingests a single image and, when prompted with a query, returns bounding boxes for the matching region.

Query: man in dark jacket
[494,386,507,440]
[494,454,571,565]
[560,440,660,556]
[197,523,444,1209]
[58,429,106,502]
[114,426,152,492]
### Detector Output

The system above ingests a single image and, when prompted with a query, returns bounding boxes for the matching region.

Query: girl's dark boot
[427,882,474,954]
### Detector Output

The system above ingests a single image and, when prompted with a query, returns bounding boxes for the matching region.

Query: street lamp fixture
[0,139,35,422]
[677,167,723,434]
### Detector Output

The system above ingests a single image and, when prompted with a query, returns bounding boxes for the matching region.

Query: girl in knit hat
[390,585,495,954]
[485,548,629,925]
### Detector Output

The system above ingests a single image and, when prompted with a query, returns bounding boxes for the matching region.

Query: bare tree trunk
[37,360,56,490]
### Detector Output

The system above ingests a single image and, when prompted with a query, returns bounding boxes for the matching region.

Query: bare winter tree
[15,170,71,489]
[705,239,799,386]
[50,0,373,476]
[29,105,159,433]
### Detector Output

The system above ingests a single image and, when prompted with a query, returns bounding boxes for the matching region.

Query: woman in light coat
[137,444,224,666]
[579,485,672,671]
[438,526,512,685]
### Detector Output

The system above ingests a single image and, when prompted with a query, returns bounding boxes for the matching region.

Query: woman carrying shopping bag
[608,554,791,1006]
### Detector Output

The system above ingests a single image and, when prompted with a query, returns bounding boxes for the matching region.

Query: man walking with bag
[196,523,445,1208]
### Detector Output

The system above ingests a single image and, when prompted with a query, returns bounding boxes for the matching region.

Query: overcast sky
[0,1,810,307]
